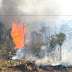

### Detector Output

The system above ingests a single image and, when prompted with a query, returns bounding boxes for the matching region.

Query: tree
[56,32,66,61]
[0,22,6,42]
[6,28,13,40]
[39,26,50,43]
[31,31,38,44]
[30,31,42,57]
[39,26,47,43]
[0,22,15,59]
[50,38,57,51]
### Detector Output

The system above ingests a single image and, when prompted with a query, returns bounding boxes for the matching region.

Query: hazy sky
[0,0,72,28]
[18,0,72,15]
[0,0,72,15]
[19,0,72,27]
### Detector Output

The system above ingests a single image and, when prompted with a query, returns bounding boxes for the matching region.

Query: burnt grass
[0,60,71,72]
[39,65,71,72]
[6,61,72,72]
[9,62,38,72]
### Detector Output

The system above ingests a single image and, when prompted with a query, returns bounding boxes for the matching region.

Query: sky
[0,0,72,15]
[0,0,72,28]
[18,0,72,15]
[17,0,72,27]
[19,0,72,27]
[0,0,2,8]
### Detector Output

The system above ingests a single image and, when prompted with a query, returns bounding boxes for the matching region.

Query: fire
[11,22,26,50]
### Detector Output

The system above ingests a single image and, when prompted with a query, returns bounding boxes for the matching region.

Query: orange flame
[11,22,26,50]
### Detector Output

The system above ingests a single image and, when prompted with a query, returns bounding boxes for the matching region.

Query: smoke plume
[0,0,60,30]
[0,0,23,29]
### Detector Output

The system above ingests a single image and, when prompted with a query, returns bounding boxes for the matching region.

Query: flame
[11,22,26,50]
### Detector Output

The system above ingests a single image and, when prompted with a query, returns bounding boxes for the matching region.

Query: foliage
[30,31,45,56]
[50,38,57,51]
[39,26,46,34]
[56,32,66,46]
[0,22,6,43]
[50,32,66,49]
[2,59,16,67]
[56,32,66,60]
[0,22,15,59]
[0,36,15,59]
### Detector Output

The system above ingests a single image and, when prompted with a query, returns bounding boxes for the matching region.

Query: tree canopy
[56,32,66,46]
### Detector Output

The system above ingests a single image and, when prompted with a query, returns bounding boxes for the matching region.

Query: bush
[1,59,16,67]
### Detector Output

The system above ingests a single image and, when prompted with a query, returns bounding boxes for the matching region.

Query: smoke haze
[0,0,60,29]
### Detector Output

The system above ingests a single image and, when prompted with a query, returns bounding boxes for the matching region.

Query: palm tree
[56,32,66,61]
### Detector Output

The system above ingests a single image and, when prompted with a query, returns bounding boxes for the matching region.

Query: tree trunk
[60,45,61,61]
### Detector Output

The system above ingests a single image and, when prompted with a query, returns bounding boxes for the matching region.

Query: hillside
[0,61,72,72]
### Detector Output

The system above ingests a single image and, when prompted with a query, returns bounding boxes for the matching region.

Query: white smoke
[12,40,72,67]
[35,43,72,66]
[12,45,60,66]
[12,48,24,60]
[35,45,61,66]
[61,41,72,66]
[12,47,38,61]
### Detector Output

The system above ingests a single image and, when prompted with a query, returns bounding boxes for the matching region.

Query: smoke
[12,47,38,61]
[0,0,23,29]
[12,45,60,66]
[20,0,60,32]
[0,0,60,30]
[35,42,72,66]
[12,48,24,60]
[35,45,60,66]
[12,41,72,67]
[61,43,72,66]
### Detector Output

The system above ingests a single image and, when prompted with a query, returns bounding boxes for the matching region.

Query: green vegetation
[50,37,57,51]
[0,22,15,59]
[2,61,16,67]
[50,32,66,60]
[56,32,66,60]
[30,31,43,56]
[30,27,66,59]
[56,32,66,47]
[1,58,16,67]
